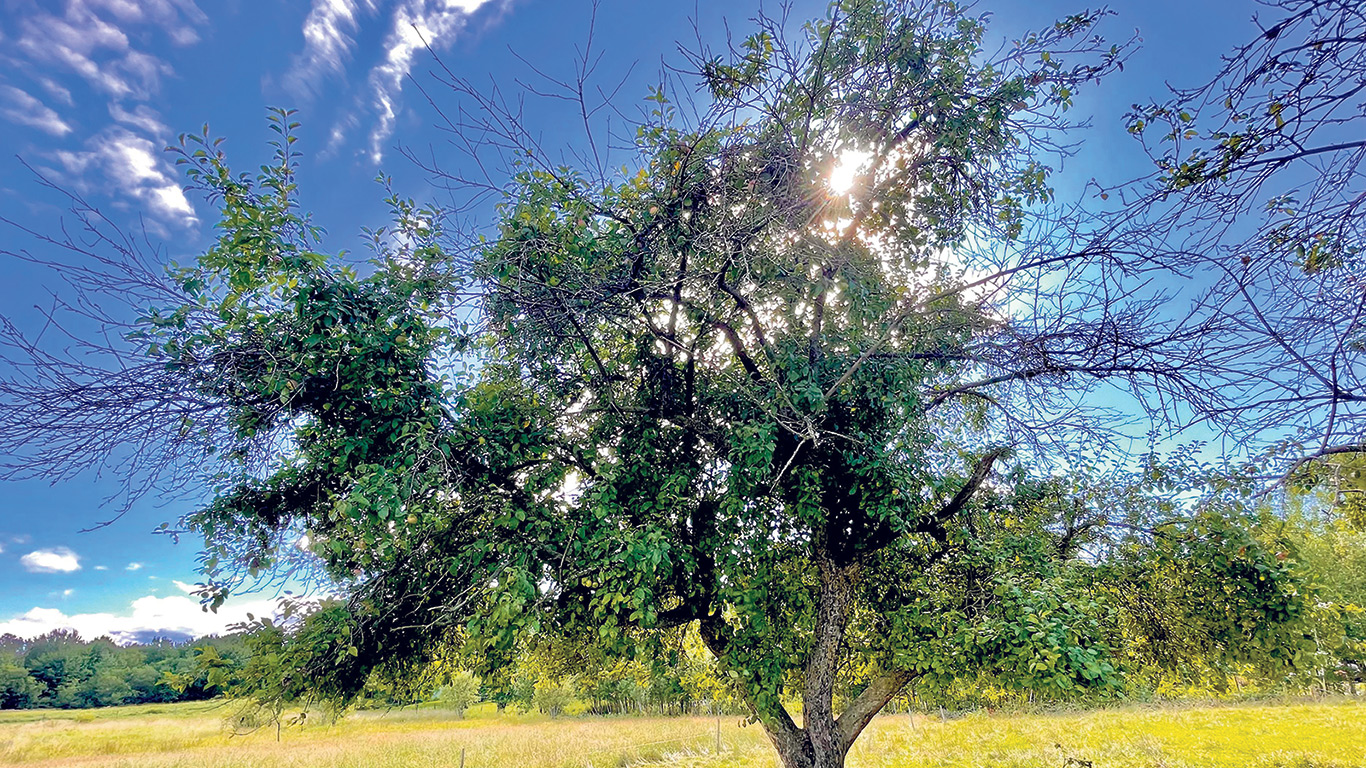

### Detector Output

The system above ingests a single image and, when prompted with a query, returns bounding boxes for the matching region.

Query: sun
[828,149,871,195]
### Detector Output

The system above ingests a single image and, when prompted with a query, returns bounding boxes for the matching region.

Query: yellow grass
[0,699,1362,767]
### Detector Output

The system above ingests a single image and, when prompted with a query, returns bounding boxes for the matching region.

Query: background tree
[0,2,1320,766]
[0,631,244,711]
[0,663,42,710]
[438,671,481,717]
[531,678,576,717]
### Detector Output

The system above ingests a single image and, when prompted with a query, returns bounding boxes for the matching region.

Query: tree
[439,671,481,717]
[1116,0,1365,485]
[73,671,134,709]
[0,631,243,710]
[0,664,41,710]
[531,677,576,717]
[22,631,89,704]
[0,2,1312,766]
[1283,510,1366,693]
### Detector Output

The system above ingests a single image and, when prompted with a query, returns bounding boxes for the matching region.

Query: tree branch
[836,668,917,753]
[927,447,1011,527]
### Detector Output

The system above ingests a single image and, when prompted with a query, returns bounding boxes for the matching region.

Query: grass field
[0,698,1362,767]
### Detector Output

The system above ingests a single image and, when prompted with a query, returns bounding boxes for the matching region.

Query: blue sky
[0,0,1257,642]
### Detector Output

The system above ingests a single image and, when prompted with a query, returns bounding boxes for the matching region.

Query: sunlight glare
[829,149,871,194]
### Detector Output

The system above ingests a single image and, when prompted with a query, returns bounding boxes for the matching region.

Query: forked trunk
[701,558,913,768]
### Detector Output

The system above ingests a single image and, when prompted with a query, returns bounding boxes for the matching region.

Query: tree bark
[698,566,917,768]
[836,668,916,753]
[803,557,857,768]
[690,445,1002,767]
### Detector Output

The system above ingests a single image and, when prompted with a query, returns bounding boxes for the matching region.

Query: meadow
[0,698,1362,768]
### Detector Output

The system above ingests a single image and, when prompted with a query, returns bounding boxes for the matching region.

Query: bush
[532,678,576,717]
[438,671,481,717]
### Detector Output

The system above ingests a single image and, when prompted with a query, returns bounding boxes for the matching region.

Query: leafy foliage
[0,630,243,710]
[438,670,481,717]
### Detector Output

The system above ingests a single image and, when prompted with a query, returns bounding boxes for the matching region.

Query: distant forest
[0,630,244,709]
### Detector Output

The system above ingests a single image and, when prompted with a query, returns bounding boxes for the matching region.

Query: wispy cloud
[320,113,360,160]
[0,85,74,136]
[285,0,504,163]
[53,127,197,228]
[0,593,285,643]
[109,102,169,135]
[37,78,75,107]
[16,6,138,98]
[81,0,208,47]
[1,0,205,227]
[285,0,378,97]
[126,562,143,571]
[20,547,82,574]
[365,0,500,163]
[10,0,206,99]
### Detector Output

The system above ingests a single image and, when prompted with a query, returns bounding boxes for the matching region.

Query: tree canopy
[0,1,1347,766]
[0,630,241,710]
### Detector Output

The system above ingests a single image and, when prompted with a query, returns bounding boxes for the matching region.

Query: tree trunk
[699,558,914,768]
[801,557,857,768]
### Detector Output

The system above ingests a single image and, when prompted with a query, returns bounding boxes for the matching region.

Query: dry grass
[0,698,1361,767]
[0,702,762,768]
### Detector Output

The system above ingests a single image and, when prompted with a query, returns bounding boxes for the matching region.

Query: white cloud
[80,0,210,46]
[20,547,82,574]
[38,77,75,106]
[16,6,135,97]
[0,593,285,644]
[126,561,143,571]
[0,85,74,136]
[2,1,206,228]
[114,49,172,99]
[53,127,196,227]
[284,0,505,162]
[83,0,144,22]
[366,0,497,163]
[285,0,378,97]
[172,579,197,593]
[94,565,109,571]
[62,589,75,598]
[9,0,206,99]
[319,113,358,160]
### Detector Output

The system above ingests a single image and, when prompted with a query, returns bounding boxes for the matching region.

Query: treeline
[237,627,745,718]
[366,508,1366,718]
[902,507,1366,710]
[0,629,245,709]
[475,654,739,717]
[5,508,1362,716]
[363,664,735,717]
